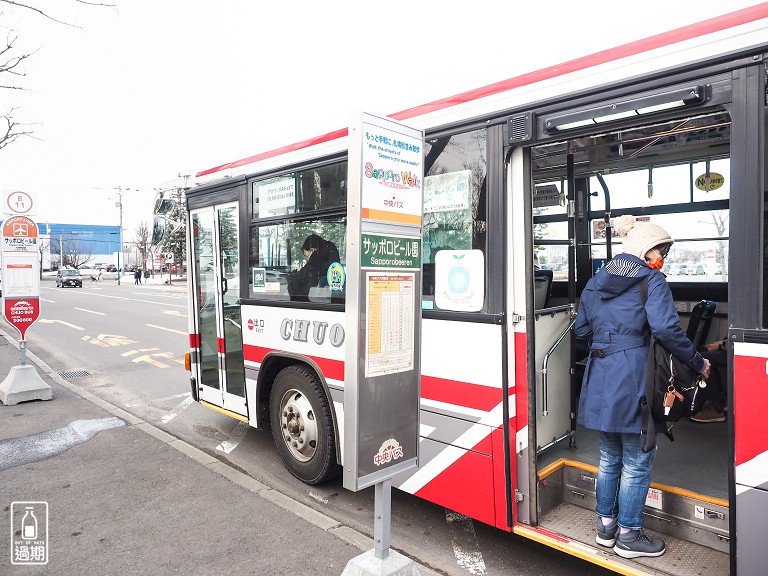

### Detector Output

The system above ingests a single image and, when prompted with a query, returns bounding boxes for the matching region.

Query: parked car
[689,264,706,275]
[667,263,688,275]
[56,268,83,288]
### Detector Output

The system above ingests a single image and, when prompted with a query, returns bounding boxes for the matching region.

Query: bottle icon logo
[11,501,48,565]
[21,507,38,540]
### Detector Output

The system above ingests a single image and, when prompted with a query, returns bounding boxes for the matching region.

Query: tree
[133,221,150,271]
[160,190,186,276]
[52,236,92,268]
[36,235,48,275]
[1,1,114,150]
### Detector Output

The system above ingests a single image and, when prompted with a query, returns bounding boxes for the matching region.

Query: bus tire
[270,365,340,485]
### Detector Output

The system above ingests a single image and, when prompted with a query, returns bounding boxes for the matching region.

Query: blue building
[41,223,121,269]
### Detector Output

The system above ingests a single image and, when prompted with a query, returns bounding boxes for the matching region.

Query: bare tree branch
[0,0,116,28]
[0,1,74,26]
[0,109,35,150]
[0,1,115,150]
[0,32,36,82]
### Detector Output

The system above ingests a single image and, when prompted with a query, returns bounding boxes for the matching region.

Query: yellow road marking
[132,354,169,368]
[122,347,159,357]
[146,323,187,335]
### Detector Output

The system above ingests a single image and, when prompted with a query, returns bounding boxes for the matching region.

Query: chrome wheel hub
[279,389,318,462]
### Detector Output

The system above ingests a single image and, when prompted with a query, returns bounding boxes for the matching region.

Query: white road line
[133,292,185,300]
[216,421,250,454]
[154,392,190,403]
[38,319,85,331]
[42,288,186,308]
[160,396,195,424]
[125,392,189,408]
[41,298,55,303]
[146,323,187,335]
[74,307,106,315]
[445,510,487,576]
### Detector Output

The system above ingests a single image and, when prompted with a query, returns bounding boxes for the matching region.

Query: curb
[0,327,378,557]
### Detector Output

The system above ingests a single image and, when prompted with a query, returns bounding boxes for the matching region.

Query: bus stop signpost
[342,112,424,576]
[0,191,51,405]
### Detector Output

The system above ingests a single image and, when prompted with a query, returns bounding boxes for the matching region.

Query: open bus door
[190,202,247,418]
[518,78,736,575]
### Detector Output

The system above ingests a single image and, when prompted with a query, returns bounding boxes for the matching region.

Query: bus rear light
[184,352,191,371]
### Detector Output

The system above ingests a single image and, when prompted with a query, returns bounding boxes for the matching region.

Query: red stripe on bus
[189,333,200,349]
[196,5,768,179]
[734,353,768,466]
[391,5,768,121]
[197,128,349,176]
[243,344,345,381]
[414,445,496,526]
[421,375,503,412]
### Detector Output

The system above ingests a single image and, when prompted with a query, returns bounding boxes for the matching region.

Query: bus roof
[195,3,768,182]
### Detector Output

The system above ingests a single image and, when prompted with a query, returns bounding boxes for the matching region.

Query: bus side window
[422,128,487,311]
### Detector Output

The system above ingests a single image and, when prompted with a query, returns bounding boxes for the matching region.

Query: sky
[0,0,763,244]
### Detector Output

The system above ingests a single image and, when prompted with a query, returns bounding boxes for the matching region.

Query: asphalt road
[27,278,615,576]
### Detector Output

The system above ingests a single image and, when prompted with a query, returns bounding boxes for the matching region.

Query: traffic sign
[2,215,41,340]
[4,191,35,216]
[2,216,38,252]
[165,252,175,263]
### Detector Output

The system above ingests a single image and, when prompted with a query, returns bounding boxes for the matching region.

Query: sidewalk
[0,329,393,575]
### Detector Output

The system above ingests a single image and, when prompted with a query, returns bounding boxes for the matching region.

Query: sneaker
[596,516,618,547]
[613,529,666,558]
[690,400,726,423]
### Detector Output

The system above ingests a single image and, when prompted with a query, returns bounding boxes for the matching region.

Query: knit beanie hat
[614,215,674,260]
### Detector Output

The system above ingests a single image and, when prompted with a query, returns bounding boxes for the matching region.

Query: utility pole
[113,187,131,286]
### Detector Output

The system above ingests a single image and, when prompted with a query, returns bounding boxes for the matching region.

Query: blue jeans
[596,432,656,530]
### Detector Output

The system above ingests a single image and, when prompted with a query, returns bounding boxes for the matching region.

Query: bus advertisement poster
[359,113,423,226]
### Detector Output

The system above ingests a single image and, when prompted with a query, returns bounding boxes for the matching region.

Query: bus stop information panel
[344,112,424,491]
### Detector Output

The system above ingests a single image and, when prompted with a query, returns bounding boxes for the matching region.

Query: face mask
[646,249,665,270]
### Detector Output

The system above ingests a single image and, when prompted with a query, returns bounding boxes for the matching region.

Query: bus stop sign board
[344,112,424,491]
[1,215,41,340]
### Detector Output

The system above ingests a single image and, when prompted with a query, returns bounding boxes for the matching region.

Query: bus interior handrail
[541,309,576,417]
[534,304,572,318]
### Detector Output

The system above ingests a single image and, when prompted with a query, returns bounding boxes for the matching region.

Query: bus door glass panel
[218,204,246,413]
[192,210,220,400]
[192,204,246,416]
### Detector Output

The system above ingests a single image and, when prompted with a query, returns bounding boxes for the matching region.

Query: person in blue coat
[575,215,711,559]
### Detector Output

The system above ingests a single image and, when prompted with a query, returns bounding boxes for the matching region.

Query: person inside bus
[575,215,711,559]
[287,234,340,302]
[690,337,728,422]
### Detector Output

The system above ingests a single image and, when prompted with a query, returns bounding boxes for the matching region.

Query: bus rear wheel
[270,365,339,485]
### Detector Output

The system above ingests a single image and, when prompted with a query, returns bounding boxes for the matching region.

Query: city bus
[181,5,768,575]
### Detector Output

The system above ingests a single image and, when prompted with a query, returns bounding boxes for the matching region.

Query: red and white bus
[183,5,768,574]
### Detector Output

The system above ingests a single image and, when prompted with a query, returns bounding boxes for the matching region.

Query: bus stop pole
[374,480,392,560]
